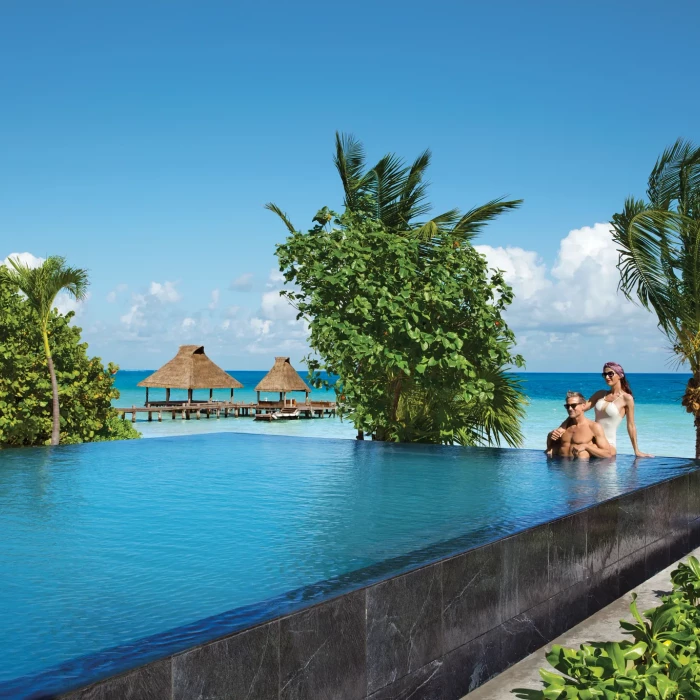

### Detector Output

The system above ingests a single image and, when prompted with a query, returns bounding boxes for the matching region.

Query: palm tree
[2,256,89,445]
[266,133,525,446]
[611,138,700,456]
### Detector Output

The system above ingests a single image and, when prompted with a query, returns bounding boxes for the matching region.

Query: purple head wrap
[603,362,625,378]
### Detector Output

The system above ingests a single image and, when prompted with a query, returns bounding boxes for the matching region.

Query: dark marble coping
[3,454,698,699]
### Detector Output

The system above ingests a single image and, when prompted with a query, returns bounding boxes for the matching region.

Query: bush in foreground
[514,557,700,699]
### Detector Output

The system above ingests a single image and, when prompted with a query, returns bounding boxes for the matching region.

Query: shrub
[0,277,140,446]
[514,557,700,700]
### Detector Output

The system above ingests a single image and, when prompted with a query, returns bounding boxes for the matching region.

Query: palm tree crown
[611,138,700,454]
[3,255,89,324]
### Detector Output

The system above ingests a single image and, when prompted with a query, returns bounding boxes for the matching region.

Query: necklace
[605,390,622,402]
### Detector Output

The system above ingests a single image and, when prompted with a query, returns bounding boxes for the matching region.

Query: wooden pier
[116,400,336,423]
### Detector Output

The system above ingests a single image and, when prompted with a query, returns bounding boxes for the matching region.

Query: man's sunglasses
[602,371,615,379]
[564,403,581,410]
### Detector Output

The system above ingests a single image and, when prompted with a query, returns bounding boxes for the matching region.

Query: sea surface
[113,371,695,458]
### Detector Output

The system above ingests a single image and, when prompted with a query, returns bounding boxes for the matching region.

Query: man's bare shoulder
[588,420,605,434]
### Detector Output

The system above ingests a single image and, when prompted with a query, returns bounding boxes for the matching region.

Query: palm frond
[412,209,461,242]
[647,139,698,209]
[450,198,523,242]
[455,367,527,448]
[333,132,366,210]
[392,149,432,227]
[264,202,297,234]
[4,255,89,322]
[365,153,410,226]
[610,200,681,335]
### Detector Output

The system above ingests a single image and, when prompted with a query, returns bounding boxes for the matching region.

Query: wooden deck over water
[116,401,336,422]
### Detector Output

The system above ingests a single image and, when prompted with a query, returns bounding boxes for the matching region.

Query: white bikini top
[594,398,623,446]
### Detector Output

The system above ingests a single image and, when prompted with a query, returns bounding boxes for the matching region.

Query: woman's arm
[625,396,653,457]
[550,418,569,441]
[582,389,606,412]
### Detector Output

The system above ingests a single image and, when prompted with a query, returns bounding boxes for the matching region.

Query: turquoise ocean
[113,371,696,458]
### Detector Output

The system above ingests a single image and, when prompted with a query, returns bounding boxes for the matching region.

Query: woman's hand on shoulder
[550,427,565,441]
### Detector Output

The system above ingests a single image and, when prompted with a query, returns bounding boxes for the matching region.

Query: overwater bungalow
[137,345,243,406]
[254,356,311,405]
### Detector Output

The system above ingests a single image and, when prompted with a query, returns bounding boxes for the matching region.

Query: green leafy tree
[268,135,526,445]
[2,256,89,445]
[611,139,700,457]
[0,271,140,446]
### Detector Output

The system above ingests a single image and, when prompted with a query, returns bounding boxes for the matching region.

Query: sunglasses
[602,371,616,379]
[564,403,581,410]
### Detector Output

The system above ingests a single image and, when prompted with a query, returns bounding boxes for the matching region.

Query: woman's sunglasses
[602,371,615,379]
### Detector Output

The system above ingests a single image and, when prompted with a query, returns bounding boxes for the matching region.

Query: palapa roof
[254,357,311,393]
[137,345,243,389]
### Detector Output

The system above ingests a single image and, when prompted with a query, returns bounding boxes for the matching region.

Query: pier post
[131,411,136,423]
[158,411,162,422]
[172,411,176,420]
[196,410,200,420]
[148,411,152,422]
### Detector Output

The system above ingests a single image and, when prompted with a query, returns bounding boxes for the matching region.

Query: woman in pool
[549,362,653,457]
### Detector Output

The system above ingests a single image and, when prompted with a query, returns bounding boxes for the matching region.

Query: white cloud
[1,252,44,269]
[149,281,181,303]
[266,269,285,288]
[107,283,128,303]
[261,290,298,321]
[474,245,550,300]
[230,273,254,291]
[182,317,196,328]
[250,317,272,336]
[55,291,91,317]
[208,289,220,309]
[476,222,665,368]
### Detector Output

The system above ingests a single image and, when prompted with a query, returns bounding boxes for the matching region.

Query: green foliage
[611,139,700,454]
[514,556,700,700]
[271,133,526,445]
[3,255,89,329]
[0,276,140,446]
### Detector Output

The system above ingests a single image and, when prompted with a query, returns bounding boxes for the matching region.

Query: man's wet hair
[566,391,585,403]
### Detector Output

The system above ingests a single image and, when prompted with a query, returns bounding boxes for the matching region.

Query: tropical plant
[514,556,700,700]
[2,255,89,445]
[611,139,700,457]
[0,272,139,446]
[267,134,526,445]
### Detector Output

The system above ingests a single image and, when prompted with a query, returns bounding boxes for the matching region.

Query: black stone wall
[61,470,700,700]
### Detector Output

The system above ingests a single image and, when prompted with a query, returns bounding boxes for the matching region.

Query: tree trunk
[43,329,60,446]
[696,414,700,460]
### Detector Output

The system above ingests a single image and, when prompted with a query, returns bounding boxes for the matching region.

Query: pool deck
[463,545,700,700]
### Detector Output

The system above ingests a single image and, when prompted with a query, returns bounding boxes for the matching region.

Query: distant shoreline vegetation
[0,263,140,448]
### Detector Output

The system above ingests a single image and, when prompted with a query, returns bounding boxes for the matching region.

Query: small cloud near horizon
[230,273,254,291]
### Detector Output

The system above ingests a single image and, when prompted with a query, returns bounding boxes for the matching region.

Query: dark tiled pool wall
[61,470,700,700]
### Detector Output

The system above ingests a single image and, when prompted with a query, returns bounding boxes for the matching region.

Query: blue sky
[1,0,698,371]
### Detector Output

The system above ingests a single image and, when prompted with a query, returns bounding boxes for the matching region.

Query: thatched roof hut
[138,345,242,404]
[255,357,311,403]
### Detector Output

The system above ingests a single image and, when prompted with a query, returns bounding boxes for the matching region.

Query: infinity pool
[0,433,695,697]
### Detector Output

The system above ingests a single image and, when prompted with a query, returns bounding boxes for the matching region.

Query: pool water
[0,433,695,696]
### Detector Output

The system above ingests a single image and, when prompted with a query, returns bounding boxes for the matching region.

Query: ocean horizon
[112,371,696,459]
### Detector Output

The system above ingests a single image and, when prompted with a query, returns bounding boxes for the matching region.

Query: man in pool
[546,391,613,459]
